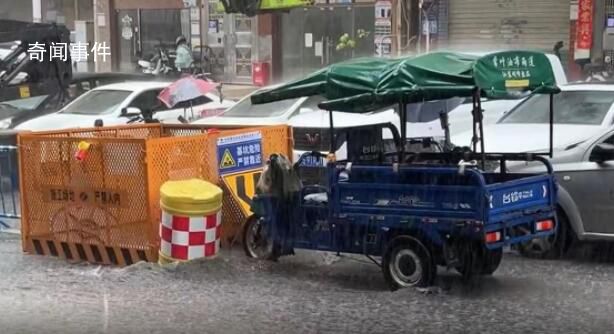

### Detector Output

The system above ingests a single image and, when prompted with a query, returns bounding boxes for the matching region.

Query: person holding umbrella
[175,35,194,73]
[158,76,220,123]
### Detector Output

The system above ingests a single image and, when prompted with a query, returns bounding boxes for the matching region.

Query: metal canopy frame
[325,89,556,168]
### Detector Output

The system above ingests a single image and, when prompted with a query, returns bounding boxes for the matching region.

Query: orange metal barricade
[17,124,293,266]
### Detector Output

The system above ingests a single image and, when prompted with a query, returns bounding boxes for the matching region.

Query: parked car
[408,52,568,140]
[15,81,234,131]
[453,83,614,258]
[191,86,401,164]
[0,72,153,129]
[452,84,614,152]
[192,85,318,127]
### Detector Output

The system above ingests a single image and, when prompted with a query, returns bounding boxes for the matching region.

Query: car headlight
[0,118,13,130]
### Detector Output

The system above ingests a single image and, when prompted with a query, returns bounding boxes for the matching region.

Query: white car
[288,108,401,164]
[192,87,317,127]
[192,87,400,164]
[408,52,568,140]
[15,81,235,131]
[451,84,614,153]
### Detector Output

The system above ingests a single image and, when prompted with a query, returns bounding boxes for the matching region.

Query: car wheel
[382,236,435,291]
[519,210,570,260]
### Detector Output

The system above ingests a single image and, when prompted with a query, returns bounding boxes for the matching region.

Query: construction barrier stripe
[76,244,87,262]
[32,239,43,255]
[121,248,133,265]
[46,240,58,257]
[91,245,102,263]
[27,239,155,266]
[106,247,118,265]
[60,242,72,260]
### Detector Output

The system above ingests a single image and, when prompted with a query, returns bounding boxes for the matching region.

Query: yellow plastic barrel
[159,179,223,264]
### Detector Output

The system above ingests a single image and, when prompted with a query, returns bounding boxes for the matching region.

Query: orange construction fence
[17,124,293,266]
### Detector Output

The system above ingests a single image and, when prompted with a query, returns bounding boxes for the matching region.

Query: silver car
[455,84,614,258]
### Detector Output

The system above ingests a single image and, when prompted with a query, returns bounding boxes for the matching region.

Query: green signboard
[259,0,314,10]
[473,51,558,98]
[220,0,313,16]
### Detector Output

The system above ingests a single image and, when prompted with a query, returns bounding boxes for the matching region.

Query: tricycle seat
[304,192,328,204]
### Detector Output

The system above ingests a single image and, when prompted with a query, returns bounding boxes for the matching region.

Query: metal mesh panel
[32,124,162,140]
[146,135,212,247]
[19,135,154,264]
[161,124,209,137]
[220,181,247,247]
[18,124,293,265]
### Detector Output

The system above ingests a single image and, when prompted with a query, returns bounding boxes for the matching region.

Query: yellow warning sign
[222,170,262,216]
[19,85,30,98]
[219,148,236,169]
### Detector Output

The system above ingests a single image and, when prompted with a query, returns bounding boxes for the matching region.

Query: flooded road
[0,233,613,334]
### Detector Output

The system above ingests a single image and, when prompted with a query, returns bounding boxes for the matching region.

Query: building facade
[32,0,268,83]
[39,0,94,29]
[444,0,570,53]
[30,0,593,82]
[393,0,575,75]
[275,1,377,81]
[31,0,385,84]
[1,2,32,22]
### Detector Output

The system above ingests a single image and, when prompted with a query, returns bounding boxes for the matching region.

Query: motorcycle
[583,63,611,82]
[137,46,176,76]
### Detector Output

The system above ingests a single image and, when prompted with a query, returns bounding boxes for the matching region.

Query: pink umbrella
[157,76,219,108]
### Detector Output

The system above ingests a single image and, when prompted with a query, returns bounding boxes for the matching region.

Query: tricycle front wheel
[243,216,278,261]
[382,236,436,291]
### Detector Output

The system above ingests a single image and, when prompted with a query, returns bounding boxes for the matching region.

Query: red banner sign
[576,0,594,50]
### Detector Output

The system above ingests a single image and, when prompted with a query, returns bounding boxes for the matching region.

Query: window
[61,90,131,115]
[500,91,614,126]
[128,89,166,113]
[38,94,63,111]
[2,95,48,111]
[68,83,84,100]
[221,95,301,118]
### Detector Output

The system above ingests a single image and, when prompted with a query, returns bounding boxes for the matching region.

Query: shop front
[278,2,375,81]
[446,0,569,54]
[207,0,256,83]
[112,1,197,73]
[40,0,94,30]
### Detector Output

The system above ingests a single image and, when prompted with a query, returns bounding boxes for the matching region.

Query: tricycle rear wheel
[480,248,503,275]
[519,210,570,259]
[243,216,278,261]
[456,245,503,277]
[382,236,436,291]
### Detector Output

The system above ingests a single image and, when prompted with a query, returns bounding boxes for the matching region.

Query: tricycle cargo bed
[329,165,557,244]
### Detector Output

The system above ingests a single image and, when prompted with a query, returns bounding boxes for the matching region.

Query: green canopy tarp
[250,57,396,105]
[251,50,560,113]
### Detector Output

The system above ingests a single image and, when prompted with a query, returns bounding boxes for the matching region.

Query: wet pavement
[0,232,613,334]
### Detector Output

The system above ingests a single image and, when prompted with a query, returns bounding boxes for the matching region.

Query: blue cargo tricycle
[243,51,560,290]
